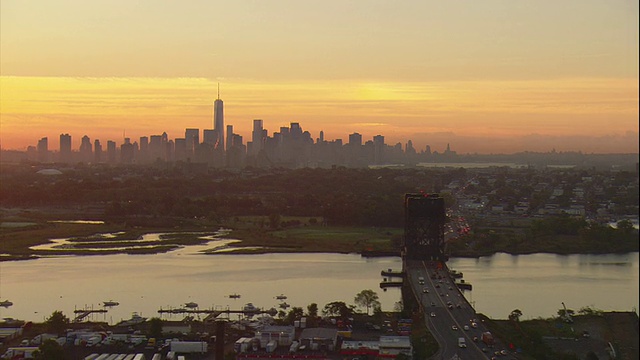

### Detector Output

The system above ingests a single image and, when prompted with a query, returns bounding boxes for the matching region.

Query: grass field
[223,225,402,254]
[0,213,402,260]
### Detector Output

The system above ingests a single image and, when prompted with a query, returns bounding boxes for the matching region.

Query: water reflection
[0,252,403,324]
[0,250,637,323]
[448,252,638,319]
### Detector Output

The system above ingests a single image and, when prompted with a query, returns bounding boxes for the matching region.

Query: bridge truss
[402,193,446,262]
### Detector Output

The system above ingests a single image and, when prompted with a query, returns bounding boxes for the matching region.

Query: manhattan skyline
[1,0,638,154]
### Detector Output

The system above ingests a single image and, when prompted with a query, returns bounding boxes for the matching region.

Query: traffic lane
[410,262,498,358]
[410,261,514,357]
[410,265,459,357]
[419,262,492,359]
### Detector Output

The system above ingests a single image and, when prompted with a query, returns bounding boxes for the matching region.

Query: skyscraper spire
[214,84,224,151]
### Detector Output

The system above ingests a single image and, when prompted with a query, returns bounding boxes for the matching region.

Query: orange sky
[1,1,638,153]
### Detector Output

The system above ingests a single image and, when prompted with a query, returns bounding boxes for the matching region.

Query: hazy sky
[1,0,638,153]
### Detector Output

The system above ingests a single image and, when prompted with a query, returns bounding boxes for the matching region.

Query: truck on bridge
[482,332,495,347]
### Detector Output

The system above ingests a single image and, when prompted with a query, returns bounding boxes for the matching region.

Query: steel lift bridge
[402,193,447,264]
[380,193,448,288]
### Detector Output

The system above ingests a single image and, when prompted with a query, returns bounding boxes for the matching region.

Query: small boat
[279,302,290,309]
[228,294,241,299]
[243,303,258,312]
[102,300,119,307]
[275,294,287,300]
[0,300,13,308]
[116,312,147,327]
[184,302,198,309]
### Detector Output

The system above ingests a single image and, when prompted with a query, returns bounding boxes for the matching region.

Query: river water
[0,248,637,323]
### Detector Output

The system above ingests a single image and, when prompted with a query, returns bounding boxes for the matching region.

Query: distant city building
[37,137,49,163]
[251,119,264,156]
[107,140,116,163]
[226,125,233,152]
[214,85,224,151]
[149,135,165,162]
[203,129,217,146]
[121,138,134,164]
[174,138,186,162]
[139,136,149,163]
[59,133,72,163]
[406,140,416,155]
[26,95,470,169]
[348,132,362,146]
[94,140,102,163]
[373,135,385,165]
[79,135,92,163]
[185,128,199,158]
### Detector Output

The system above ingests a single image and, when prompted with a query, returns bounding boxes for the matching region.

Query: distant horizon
[1,1,638,154]
[1,123,639,156]
[1,76,638,155]
[3,133,638,157]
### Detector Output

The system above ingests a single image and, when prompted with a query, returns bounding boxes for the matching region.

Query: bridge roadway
[405,259,515,360]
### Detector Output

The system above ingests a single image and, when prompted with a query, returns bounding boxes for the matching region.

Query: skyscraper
[226,125,233,152]
[203,129,218,145]
[59,133,72,163]
[37,137,49,163]
[185,128,199,157]
[373,135,385,165]
[94,140,102,163]
[213,84,224,151]
[79,135,92,163]
[107,140,116,163]
[348,132,362,146]
[251,119,264,155]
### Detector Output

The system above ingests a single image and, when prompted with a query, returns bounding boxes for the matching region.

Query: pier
[380,268,404,278]
[379,280,403,289]
[73,308,108,323]
[158,306,278,321]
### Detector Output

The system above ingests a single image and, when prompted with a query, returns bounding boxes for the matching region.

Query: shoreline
[2,244,638,263]
[1,219,638,262]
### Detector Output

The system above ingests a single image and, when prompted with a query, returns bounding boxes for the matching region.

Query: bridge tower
[402,193,447,262]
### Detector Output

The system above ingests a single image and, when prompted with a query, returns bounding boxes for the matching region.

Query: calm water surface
[0,249,637,323]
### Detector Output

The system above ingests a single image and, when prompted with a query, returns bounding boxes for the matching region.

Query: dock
[381,269,405,278]
[379,280,403,289]
[158,307,278,320]
[73,308,108,323]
